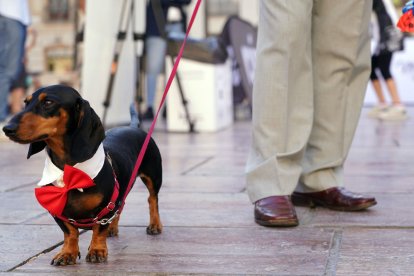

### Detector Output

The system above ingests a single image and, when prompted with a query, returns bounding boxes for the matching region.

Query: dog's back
[103,105,162,197]
[105,127,162,190]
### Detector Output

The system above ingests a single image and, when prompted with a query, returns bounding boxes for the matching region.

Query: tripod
[102,0,195,132]
[101,0,142,125]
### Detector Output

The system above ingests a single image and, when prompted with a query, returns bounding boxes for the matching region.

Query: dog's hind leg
[140,174,163,235]
[107,215,120,237]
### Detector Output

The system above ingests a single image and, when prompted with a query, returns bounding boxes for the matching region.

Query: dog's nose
[2,123,18,137]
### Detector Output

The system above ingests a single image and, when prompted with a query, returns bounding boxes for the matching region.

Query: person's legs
[0,16,26,123]
[10,87,26,114]
[368,56,388,117]
[144,36,167,118]
[370,55,386,104]
[297,0,373,192]
[9,65,27,115]
[367,78,389,118]
[378,53,403,105]
[246,0,314,203]
[377,53,407,120]
[371,79,386,104]
[385,78,402,105]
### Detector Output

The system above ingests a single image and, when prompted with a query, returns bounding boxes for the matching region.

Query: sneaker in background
[142,107,154,121]
[378,105,408,121]
[367,104,388,118]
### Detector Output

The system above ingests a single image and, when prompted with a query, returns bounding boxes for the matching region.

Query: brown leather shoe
[291,187,377,211]
[254,196,299,227]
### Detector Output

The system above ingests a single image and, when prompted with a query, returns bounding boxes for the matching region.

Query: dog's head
[2,85,105,164]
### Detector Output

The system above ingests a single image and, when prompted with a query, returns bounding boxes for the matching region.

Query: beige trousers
[246,0,373,203]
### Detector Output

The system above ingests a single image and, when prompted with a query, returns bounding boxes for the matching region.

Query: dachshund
[2,85,163,265]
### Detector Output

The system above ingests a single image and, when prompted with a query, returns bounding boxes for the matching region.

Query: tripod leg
[169,56,195,133]
[135,55,145,123]
[102,57,120,125]
[102,0,131,126]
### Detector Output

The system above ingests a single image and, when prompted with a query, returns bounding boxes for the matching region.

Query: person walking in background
[142,0,190,120]
[0,0,31,138]
[9,27,36,116]
[141,0,171,120]
[246,1,377,227]
[368,0,407,120]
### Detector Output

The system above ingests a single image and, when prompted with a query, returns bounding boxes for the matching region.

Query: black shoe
[142,107,154,120]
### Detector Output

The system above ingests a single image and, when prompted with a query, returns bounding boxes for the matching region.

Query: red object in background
[397,9,414,32]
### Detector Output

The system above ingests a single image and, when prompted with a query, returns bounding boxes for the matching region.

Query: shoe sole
[291,194,377,211]
[255,218,299,227]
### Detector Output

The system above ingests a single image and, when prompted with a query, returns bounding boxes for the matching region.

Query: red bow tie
[35,165,95,216]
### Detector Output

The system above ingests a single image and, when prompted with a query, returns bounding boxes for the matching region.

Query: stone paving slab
[184,154,249,177]
[160,175,246,193]
[1,108,413,275]
[346,148,414,177]
[0,192,45,224]
[0,225,63,272]
[336,228,414,276]
[353,120,414,148]
[5,190,414,229]
[300,194,414,228]
[0,176,37,193]
[345,175,414,193]
[14,227,333,275]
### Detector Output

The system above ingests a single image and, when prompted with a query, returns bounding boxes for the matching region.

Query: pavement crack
[388,269,401,276]
[392,138,400,147]
[4,181,37,192]
[6,229,88,272]
[181,156,214,175]
[21,212,50,224]
[324,229,343,276]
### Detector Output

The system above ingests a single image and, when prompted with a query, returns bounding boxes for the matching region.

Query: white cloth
[382,0,398,25]
[0,0,31,25]
[38,143,105,188]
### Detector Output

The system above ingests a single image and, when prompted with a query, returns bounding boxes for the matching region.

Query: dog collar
[37,143,105,188]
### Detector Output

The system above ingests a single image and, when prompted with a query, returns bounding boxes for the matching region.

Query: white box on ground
[166,58,233,132]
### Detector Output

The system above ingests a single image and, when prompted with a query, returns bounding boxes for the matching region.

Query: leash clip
[96,211,119,225]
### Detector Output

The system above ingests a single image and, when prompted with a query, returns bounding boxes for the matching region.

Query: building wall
[26,0,78,90]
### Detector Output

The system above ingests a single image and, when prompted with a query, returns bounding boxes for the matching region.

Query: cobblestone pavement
[0,107,413,275]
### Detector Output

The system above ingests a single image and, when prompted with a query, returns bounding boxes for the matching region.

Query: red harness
[34,0,202,228]
[35,162,121,228]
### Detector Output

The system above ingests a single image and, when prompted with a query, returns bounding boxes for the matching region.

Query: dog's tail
[129,103,140,128]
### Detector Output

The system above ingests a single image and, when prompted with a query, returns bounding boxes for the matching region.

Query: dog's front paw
[86,247,108,263]
[51,250,80,266]
[146,223,162,235]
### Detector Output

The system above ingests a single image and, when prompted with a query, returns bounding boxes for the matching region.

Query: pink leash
[35,0,202,228]
[119,0,202,212]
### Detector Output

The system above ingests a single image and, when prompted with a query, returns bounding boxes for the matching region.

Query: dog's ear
[69,98,105,163]
[27,141,47,159]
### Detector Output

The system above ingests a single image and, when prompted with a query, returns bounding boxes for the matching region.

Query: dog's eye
[43,100,55,108]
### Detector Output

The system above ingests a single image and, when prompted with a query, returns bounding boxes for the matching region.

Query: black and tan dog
[2,85,162,265]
